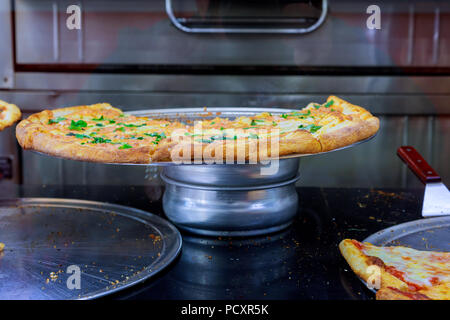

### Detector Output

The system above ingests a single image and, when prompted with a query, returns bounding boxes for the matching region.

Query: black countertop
[14,185,424,300]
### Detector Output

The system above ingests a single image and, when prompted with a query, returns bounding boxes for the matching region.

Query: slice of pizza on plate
[339,239,450,300]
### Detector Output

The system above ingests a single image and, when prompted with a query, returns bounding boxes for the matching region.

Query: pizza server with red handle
[397,146,450,217]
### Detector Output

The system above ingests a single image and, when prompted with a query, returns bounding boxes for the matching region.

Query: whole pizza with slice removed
[0,99,21,131]
[16,96,379,163]
[339,239,450,300]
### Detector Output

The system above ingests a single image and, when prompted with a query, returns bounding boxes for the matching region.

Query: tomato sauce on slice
[384,266,424,291]
[388,287,430,300]
[351,239,364,251]
[430,277,440,285]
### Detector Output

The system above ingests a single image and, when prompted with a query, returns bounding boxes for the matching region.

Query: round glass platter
[0,198,182,300]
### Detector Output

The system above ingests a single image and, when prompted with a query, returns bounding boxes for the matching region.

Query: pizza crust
[376,287,431,300]
[18,128,155,163]
[317,118,379,151]
[339,239,407,292]
[316,97,380,151]
[419,283,450,300]
[0,99,21,131]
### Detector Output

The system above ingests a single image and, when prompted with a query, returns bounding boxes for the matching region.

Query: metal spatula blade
[397,146,450,217]
[422,182,450,217]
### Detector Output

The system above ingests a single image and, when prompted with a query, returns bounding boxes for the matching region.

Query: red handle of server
[397,146,441,183]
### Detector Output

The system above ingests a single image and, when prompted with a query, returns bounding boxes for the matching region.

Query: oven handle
[165,0,328,34]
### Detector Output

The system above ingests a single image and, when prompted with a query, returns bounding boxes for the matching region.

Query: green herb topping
[292,110,311,117]
[144,132,166,145]
[91,137,112,144]
[118,143,132,149]
[68,120,88,131]
[118,123,146,128]
[324,100,334,108]
[66,133,90,139]
[250,119,265,126]
[298,124,322,133]
[195,139,213,144]
[48,117,67,124]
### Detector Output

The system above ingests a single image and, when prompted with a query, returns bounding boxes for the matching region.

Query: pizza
[0,99,21,131]
[16,96,379,163]
[339,239,450,300]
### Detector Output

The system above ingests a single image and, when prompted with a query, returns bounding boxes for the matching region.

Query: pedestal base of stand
[172,221,295,237]
[160,159,300,237]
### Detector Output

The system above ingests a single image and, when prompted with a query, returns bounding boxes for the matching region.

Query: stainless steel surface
[161,172,300,237]
[363,216,450,250]
[163,158,299,187]
[0,126,21,187]
[422,182,450,217]
[166,0,328,34]
[14,0,450,66]
[0,0,13,89]
[9,73,450,116]
[0,198,182,300]
[12,73,450,100]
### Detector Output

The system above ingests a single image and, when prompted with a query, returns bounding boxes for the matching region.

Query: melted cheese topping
[362,243,450,289]
[45,112,186,150]
[42,97,373,151]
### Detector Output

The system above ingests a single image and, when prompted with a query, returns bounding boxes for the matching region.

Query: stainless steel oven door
[14,0,450,67]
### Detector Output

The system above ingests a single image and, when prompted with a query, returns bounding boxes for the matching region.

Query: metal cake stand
[31,108,377,236]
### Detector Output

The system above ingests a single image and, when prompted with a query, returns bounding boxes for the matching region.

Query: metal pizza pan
[0,198,182,300]
[363,216,450,251]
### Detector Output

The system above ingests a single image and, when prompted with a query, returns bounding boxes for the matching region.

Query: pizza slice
[193,96,379,159]
[16,103,189,163]
[0,99,21,131]
[173,112,322,162]
[339,239,450,300]
[312,96,380,151]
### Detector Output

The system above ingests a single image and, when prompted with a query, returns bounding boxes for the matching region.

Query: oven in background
[0,0,449,191]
